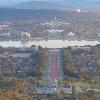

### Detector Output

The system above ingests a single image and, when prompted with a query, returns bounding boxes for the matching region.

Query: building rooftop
[47,29,64,33]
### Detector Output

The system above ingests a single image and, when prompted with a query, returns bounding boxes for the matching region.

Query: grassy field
[73,81,100,89]
[73,81,90,88]
[91,83,100,89]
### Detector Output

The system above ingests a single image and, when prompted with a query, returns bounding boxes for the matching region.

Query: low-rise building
[46,29,64,39]
[67,32,76,37]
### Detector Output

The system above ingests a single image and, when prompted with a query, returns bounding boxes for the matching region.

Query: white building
[47,29,64,39]
[76,9,81,13]
[67,32,76,37]
[47,29,64,34]
[75,87,82,93]
[21,32,31,38]
[0,32,10,37]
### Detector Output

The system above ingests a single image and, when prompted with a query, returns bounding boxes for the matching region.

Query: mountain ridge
[14,1,64,9]
[6,0,100,9]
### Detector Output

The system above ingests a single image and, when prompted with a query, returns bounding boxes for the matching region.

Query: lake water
[0,40,100,48]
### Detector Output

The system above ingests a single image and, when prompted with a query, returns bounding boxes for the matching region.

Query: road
[36,49,72,94]
[47,49,63,82]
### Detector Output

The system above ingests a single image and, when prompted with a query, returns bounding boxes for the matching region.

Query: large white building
[67,32,76,37]
[47,29,64,39]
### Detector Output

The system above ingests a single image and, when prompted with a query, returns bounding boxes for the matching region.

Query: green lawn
[91,83,100,89]
[73,81,90,88]
[73,81,100,89]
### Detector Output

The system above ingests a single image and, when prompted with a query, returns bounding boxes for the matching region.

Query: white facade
[76,9,81,13]
[67,32,75,37]
[21,32,30,37]
[47,29,64,34]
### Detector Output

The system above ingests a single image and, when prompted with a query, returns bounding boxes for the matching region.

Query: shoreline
[0,40,100,48]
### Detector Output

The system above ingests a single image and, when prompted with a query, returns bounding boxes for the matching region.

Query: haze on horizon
[0,0,100,6]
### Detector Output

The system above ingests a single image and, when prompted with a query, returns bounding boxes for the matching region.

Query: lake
[0,40,100,48]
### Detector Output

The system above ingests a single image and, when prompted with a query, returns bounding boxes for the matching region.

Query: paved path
[36,49,72,94]
[47,49,63,82]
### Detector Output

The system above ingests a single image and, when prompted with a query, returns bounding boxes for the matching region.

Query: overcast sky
[0,0,99,6]
[0,0,30,6]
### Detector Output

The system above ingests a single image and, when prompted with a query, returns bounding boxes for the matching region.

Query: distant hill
[14,1,64,10]
[0,8,69,20]
[13,0,100,10]
[0,8,96,23]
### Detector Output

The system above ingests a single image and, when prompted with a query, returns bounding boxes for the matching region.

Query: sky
[0,0,100,6]
[0,0,30,6]
[0,0,56,6]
